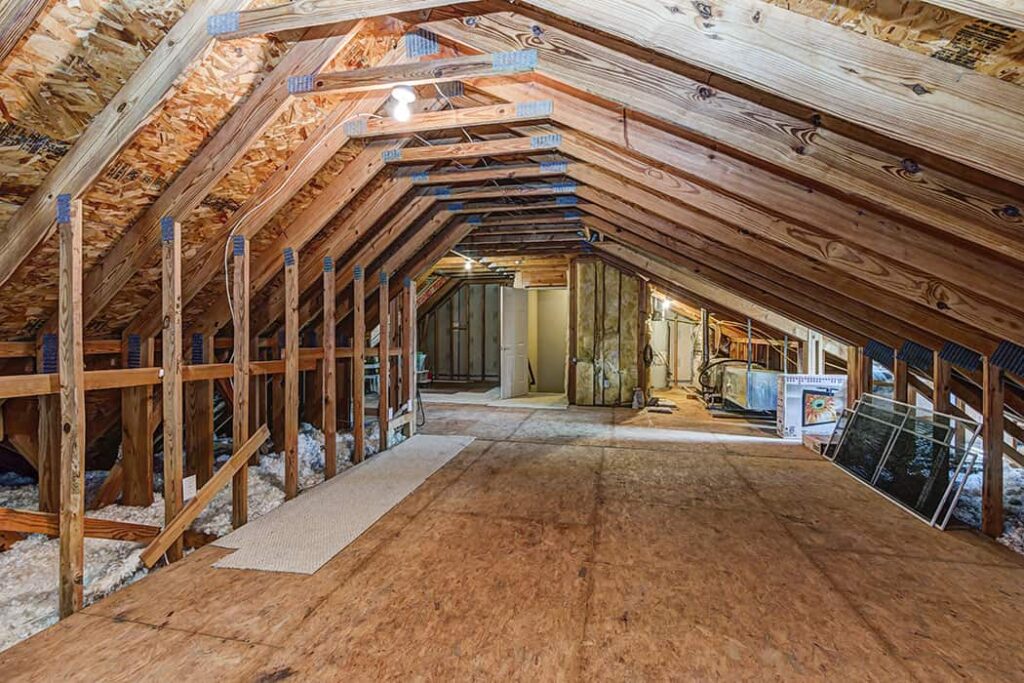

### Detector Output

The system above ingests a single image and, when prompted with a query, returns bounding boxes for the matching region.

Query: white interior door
[500,287,529,399]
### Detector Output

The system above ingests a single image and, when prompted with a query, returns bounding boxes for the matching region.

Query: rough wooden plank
[0,507,160,543]
[378,271,390,452]
[893,358,909,403]
[284,249,300,500]
[231,237,251,529]
[309,49,537,95]
[982,359,1004,538]
[185,334,214,488]
[403,278,417,438]
[208,0,479,39]
[516,0,1024,184]
[140,425,269,568]
[350,101,552,138]
[413,163,572,186]
[0,0,248,290]
[933,353,951,414]
[57,196,86,619]
[122,335,155,506]
[384,135,561,164]
[160,218,184,564]
[353,266,366,463]
[323,259,338,478]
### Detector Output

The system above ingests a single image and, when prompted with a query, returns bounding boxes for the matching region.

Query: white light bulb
[391,85,416,104]
[464,259,473,270]
[393,101,411,122]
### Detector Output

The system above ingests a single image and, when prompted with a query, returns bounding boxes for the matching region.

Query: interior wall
[573,259,641,406]
[534,289,569,393]
[419,282,500,382]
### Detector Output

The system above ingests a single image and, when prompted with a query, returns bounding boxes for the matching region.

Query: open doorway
[520,287,569,408]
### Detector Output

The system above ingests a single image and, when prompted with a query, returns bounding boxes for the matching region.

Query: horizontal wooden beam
[412,162,575,185]
[382,134,561,163]
[207,0,480,39]
[906,0,1024,32]
[0,507,160,544]
[304,49,538,95]
[348,101,552,138]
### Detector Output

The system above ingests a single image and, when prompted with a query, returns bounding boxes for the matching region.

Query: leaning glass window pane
[874,416,963,521]
[833,407,897,481]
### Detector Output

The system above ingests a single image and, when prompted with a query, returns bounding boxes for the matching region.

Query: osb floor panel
[3,399,1024,681]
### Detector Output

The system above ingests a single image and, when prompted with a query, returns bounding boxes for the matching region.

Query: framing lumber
[307,49,538,95]
[919,0,1024,30]
[0,508,160,544]
[0,0,47,68]
[439,183,576,201]
[511,0,1024,184]
[37,384,59,513]
[982,360,1005,537]
[207,0,480,39]
[185,334,215,488]
[429,16,1024,264]
[161,219,184,564]
[122,335,155,506]
[231,237,251,529]
[403,278,417,437]
[352,267,366,463]
[284,250,300,500]
[384,135,561,164]
[378,271,390,451]
[349,101,553,138]
[0,0,248,290]
[894,358,910,403]
[412,162,573,185]
[140,425,269,568]
[57,196,85,619]
[933,353,952,415]
[323,259,338,478]
[49,23,370,338]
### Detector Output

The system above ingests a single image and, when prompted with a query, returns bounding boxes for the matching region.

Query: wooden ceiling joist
[383,134,562,163]
[430,16,1024,263]
[430,182,575,201]
[347,101,553,138]
[919,0,1024,30]
[412,162,576,185]
[303,49,538,95]
[0,0,250,291]
[509,0,1024,184]
[207,0,482,40]
[0,0,48,68]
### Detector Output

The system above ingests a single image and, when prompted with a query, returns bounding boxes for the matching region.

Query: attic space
[1,0,1024,679]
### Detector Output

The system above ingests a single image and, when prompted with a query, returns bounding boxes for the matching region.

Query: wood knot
[464,16,478,26]
[900,158,920,173]
[910,83,930,96]
[531,24,544,37]
[794,145,806,156]
[936,301,950,310]
[810,113,822,127]
[1003,205,1021,218]
[696,85,714,100]
[692,1,713,19]
[752,10,761,23]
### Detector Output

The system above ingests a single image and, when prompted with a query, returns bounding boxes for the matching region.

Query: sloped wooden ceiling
[0,0,1021,379]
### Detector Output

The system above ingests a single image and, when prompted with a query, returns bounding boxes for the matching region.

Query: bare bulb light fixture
[391,85,416,122]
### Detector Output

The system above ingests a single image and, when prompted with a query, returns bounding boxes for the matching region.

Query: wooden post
[160,217,184,564]
[303,327,324,429]
[378,270,390,452]
[846,345,860,403]
[269,335,285,452]
[37,333,60,513]
[284,248,299,500]
[231,235,250,529]
[402,276,417,437]
[122,334,154,505]
[185,333,214,487]
[893,355,909,403]
[858,347,873,397]
[353,265,365,463]
[57,194,86,618]
[932,352,951,414]
[323,257,338,477]
[982,359,1004,538]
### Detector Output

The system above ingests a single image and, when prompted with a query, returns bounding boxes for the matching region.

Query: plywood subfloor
[3,397,1024,681]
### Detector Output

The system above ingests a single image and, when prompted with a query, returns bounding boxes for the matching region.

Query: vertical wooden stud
[270,335,285,453]
[982,359,1004,538]
[353,265,365,463]
[160,217,184,564]
[858,347,873,397]
[893,356,909,403]
[231,235,250,529]
[323,257,337,477]
[402,276,417,437]
[378,270,390,452]
[846,345,860,403]
[37,332,60,513]
[284,248,299,500]
[186,333,214,487]
[122,333,155,505]
[57,195,85,617]
[932,352,951,414]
